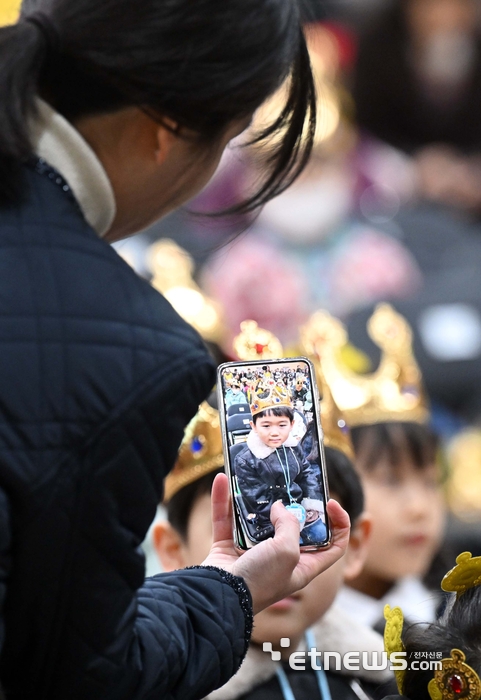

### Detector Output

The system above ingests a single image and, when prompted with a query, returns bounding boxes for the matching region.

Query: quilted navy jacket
[0,165,251,699]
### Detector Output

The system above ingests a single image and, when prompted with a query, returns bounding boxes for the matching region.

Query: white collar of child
[205,602,392,700]
[246,429,299,459]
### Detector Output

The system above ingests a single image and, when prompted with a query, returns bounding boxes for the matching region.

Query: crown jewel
[301,304,429,427]
[163,402,224,503]
[233,320,283,362]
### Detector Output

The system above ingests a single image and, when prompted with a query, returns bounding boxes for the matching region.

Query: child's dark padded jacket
[0,166,251,700]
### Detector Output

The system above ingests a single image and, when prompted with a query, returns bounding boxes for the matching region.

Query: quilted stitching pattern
[0,169,246,700]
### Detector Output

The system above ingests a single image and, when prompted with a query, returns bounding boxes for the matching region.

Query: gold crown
[250,382,292,417]
[148,239,224,344]
[163,402,224,503]
[232,320,354,458]
[232,320,283,362]
[300,304,429,427]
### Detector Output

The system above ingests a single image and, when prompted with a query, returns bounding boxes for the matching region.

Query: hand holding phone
[202,473,351,615]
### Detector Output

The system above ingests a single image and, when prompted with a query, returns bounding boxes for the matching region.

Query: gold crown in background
[301,304,429,427]
[233,320,354,458]
[148,239,224,344]
[163,402,224,503]
[232,320,283,362]
[250,382,291,416]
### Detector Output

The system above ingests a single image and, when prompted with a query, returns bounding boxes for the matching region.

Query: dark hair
[324,446,364,524]
[0,0,316,210]
[351,422,439,472]
[167,446,364,539]
[401,585,481,700]
[166,467,224,540]
[252,406,295,424]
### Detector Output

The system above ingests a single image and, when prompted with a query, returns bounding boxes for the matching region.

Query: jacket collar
[30,99,116,237]
[336,577,439,628]
[246,428,299,459]
[207,602,392,700]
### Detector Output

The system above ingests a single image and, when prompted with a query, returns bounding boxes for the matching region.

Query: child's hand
[201,474,350,616]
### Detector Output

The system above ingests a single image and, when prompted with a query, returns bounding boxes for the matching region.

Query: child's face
[251,414,294,449]
[355,455,445,586]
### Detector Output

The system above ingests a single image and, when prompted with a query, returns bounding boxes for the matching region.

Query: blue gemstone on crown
[191,436,204,454]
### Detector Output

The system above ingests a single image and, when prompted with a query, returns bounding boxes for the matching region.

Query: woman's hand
[201,473,350,615]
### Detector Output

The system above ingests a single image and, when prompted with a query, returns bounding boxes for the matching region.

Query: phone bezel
[216,356,331,552]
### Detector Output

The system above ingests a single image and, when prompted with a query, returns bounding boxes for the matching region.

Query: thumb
[211,473,234,545]
[270,500,301,554]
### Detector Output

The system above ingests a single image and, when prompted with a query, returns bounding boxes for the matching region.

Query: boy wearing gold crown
[154,403,393,700]
[234,382,326,546]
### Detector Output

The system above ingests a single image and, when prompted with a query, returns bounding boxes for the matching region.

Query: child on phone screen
[154,402,393,700]
[233,383,326,545]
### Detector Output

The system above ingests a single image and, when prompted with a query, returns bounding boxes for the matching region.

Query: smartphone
[217,357,330,551]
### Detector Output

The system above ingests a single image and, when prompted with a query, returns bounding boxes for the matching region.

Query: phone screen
[217,358,330,550]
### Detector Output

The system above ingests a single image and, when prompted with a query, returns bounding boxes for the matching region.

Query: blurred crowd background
[3,0,481,567]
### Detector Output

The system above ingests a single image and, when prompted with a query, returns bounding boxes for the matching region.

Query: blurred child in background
[303,304,447,630]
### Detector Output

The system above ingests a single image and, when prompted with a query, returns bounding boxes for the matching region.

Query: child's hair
[0,0,316,210]
[167,447,364,540]
[401,586,481,700]
[252,406,294,424]
[166,467,224,540]
[324,446,364,524]
[351,422,438,471]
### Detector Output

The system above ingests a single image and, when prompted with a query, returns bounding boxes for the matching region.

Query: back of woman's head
[0,0,315,208]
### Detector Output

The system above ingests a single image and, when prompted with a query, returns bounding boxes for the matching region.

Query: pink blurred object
[202,235,309,351]
[330,227,423,315]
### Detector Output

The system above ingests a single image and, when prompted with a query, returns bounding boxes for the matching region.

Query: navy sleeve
[131,568,252,700]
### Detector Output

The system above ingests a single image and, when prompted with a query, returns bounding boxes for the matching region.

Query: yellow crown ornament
[163,402,224,503]
[428,650,481,700]
[232,320,354,458]
[300,304,429,427]
[384,604,406,694]
[441,552,481,599]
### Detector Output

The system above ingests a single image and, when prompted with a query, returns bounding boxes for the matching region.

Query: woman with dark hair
[0,2,352,699]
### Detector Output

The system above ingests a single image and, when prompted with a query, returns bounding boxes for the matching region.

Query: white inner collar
[30,99,116,237]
